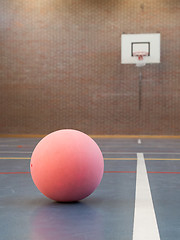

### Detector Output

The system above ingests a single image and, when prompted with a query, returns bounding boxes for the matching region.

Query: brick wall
[0,0,180,135]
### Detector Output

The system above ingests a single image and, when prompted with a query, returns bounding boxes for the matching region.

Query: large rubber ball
[30,129,104,202]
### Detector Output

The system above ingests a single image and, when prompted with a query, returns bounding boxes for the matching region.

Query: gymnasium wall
[0,0,180,135]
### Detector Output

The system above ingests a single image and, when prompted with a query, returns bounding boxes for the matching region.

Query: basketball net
[133,52,148,67]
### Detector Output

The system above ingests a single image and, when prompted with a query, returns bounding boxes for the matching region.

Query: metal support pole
[139,71,142,110]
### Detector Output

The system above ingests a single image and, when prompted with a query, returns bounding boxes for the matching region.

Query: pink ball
[30,129,104,202]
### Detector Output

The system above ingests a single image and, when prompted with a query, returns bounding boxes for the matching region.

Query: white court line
[133,153,161,240]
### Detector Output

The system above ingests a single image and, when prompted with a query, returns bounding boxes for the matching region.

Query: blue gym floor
[0,137,180,240]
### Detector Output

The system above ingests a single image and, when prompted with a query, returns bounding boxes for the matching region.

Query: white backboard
[121,33,160,66]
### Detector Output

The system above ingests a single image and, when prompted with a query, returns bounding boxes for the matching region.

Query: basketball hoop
[133,52,148,67]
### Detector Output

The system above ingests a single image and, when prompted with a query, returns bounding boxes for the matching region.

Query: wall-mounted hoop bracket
[133,51,149,67]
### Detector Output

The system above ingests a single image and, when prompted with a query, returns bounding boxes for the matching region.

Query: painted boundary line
[104,158,180,160]
[93,135,180,139]
[103,152,180,154]
[0,134,180,139]
[1,171,180,175]
[1,157,180,160]
[0,157,31,159]
[0,134,45,138]
[1,151,180,155]
[104,171,180,174]
[0,172,30,174]
[0,151,32,154]
[133,153,160,240]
